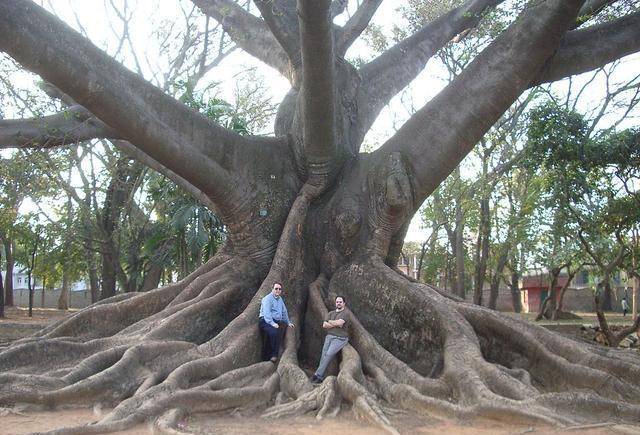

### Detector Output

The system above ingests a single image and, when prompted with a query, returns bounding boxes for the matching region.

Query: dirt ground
[2,406,639,435]
[1,308,639,434]
[0,306,74,325]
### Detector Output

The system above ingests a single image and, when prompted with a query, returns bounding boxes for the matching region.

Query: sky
[7,1,640,242]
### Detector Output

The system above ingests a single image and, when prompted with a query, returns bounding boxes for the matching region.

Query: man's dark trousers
[259,318,284,360]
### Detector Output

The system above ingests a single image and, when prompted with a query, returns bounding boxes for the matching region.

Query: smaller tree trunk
[536,267,560,321]
[553,268,577,320]
[454,202,465,298]
[633,274,638,321]
[41,277,46,308]
[58,270,70,310]
[28,271,34,318]
[444,252,453,292]
[100,241,119,300]
[595,293,640,347]
[473,198,490,306]
[28,233,40,318]
[141,263,163,292]
[83,240,100,303]
[3,237,14,307]
[632,241,638,320]
[489,249,509,310]
[509,270,522,313]
[415,239,428,282]
[601,275,613,311]
[0,267,4,319]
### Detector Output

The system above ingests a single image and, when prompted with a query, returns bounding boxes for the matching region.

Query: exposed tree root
[2,244,640,434]
[262,376,340,419]
[325,258,640,429]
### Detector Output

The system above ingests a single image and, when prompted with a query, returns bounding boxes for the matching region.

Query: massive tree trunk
[1,0,640,433]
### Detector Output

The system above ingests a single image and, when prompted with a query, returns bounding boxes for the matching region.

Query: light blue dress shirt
[259,293,291,327]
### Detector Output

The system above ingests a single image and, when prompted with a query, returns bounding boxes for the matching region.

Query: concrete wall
[465,287,517,312]
[561,288,595,312]
[12,289,92,309]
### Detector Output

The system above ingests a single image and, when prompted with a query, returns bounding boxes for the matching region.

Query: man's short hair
[335,295,346,304]
[273,282,282,289]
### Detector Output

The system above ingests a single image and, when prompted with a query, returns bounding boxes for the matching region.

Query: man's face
[335,297,345,309]
[272,284,282,298]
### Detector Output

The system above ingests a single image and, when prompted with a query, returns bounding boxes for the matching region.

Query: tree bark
[0,263,4,318]
[509,270,521,313]
[58,270,70,310]
[82,237,100,304]
[553,268,578,320]
[141,262,163,292]
[2,236,14,307]
[473,198,490,305]
[634,272,639,321]
[536,267,561,321]
[454,199,466,298]
[489,249,509,310]
[41,277,46,308]
[595,295,640,347]
[27,273,34,318]
[601,276,613,312]
[98,156,144,299]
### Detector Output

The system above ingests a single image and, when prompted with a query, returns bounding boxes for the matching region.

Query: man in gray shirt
[311,296,349,383]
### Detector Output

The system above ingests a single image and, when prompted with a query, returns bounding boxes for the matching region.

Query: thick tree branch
[112,140,217,212]
[331,0,348,18]
[335,0,383,56]
[0,1,255,206]
[0,1,299,261]
[0,107,120,149]
[356,0,504,139]
[298,0,336,185]
[36,83,217,211]
[376,0,585,206]
[191,0,291,78]
[577,229,606,270]
[253,0,300,67]
[611,230,629,273]
[533,11,640,85]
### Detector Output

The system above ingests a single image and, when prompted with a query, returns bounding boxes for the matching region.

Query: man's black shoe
[310,375,322,384]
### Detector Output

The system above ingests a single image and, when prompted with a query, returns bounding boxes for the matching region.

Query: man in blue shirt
[259,282,294,362]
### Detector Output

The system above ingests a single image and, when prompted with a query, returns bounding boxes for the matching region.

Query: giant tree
[1,0,640,432]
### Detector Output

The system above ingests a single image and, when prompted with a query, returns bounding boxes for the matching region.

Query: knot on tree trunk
[367,152,414,257]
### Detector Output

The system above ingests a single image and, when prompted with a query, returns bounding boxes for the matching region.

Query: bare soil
[2,406,637,435]
[0,306,75,325]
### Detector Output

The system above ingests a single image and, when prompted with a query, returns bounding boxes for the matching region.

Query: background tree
[0,0,639,432]
[526,103,640,313]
